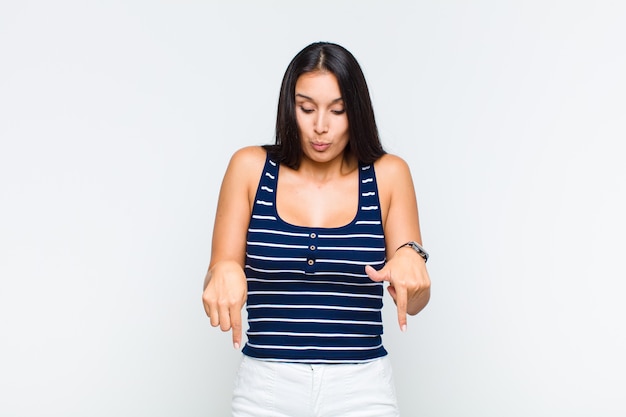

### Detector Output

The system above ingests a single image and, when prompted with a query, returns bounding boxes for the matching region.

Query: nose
[314,113,328,134]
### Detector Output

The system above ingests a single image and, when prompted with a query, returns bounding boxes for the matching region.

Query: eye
[331,109,346,115]
[299,106,314,114]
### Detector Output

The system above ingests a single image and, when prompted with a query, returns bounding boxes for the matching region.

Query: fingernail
[234,342,240,350]
[401,324,407,332]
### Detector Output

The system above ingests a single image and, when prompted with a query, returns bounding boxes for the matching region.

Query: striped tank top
[242,153,388,363]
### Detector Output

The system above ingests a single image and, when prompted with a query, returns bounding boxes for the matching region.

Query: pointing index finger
[230,305,243,350]
[395,284,408,332]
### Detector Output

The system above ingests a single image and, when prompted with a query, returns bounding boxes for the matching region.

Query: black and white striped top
[242,153,387,363]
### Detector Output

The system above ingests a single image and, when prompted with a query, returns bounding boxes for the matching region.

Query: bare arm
[202,146,266,348]
[365,154,431,330]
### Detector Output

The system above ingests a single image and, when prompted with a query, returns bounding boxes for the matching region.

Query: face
[294,71,349,164]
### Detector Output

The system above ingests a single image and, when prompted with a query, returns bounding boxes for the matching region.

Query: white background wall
[1,1,625,416]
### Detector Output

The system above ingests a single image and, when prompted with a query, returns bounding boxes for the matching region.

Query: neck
[298,153,358,183]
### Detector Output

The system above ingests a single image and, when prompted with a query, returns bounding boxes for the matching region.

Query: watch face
[397,241,428,262]
[409,241,428,261]
[410,242,423,252]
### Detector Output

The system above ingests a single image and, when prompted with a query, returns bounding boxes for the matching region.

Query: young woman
[202,42,430,417]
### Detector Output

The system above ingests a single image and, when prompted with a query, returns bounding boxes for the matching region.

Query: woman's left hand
[365,248,431,331]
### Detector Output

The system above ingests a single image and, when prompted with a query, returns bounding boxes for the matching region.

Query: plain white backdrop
[1,1,625,416]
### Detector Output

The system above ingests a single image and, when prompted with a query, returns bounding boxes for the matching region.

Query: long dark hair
[264,42,385,169]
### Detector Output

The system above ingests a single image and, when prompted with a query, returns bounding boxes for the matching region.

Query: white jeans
[231,355,400,417]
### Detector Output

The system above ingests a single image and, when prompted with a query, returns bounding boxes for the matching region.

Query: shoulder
[221,146,267,194]
[228,145,267,168]
[372,154,419,236]
[225,146,267,177]
[373,153,412,181]
[373,153,416,206]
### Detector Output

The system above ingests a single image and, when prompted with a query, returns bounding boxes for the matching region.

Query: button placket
[306,232,318,271]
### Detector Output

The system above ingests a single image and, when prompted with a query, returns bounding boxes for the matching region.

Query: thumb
[365,264,390,282]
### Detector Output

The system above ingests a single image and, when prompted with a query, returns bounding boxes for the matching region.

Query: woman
[202,42,430,417]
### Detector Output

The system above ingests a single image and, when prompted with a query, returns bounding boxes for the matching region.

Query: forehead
[295,71,342,100]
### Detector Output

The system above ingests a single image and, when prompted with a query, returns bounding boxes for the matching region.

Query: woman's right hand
[202,260,248,349]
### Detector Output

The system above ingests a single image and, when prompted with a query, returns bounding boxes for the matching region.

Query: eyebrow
[295,93,344,104]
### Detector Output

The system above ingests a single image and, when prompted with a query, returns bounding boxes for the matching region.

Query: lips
[311,142,331,152]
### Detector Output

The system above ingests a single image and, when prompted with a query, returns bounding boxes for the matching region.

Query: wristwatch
[396,241,429,263]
